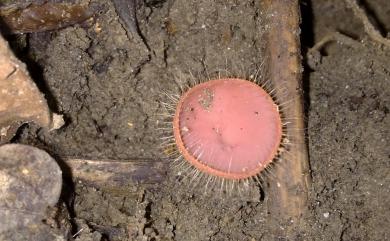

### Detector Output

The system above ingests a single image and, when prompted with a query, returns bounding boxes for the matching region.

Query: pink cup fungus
[173,78,282,180]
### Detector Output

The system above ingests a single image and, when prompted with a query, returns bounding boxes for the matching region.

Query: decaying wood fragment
[0,33,53,144]
[262,0,311,238]
[65,158,167,188]
[0,0,100,34]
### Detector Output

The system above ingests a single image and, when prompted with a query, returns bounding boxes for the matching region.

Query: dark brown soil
[8,0,390,240]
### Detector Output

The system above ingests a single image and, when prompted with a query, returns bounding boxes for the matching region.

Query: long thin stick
[262,0,311,237]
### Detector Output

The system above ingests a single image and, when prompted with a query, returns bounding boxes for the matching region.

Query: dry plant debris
[66,158,167,188]
[0,0,100,34]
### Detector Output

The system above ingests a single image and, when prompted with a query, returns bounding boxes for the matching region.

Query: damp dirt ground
[8,0,389,240]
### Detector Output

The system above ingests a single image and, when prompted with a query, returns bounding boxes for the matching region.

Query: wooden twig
[262,0,311,237]
[64,158,167,188]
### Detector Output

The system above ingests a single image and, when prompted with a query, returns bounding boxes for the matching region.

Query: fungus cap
[173,78,282,180]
